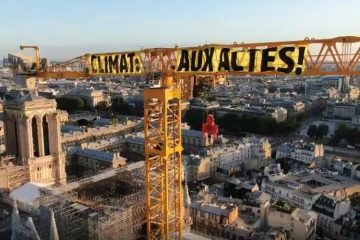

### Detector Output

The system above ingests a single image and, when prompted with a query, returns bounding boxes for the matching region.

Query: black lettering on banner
[295,46,306,75]
[91,55,97,73]
[134,58,141,72]
[119,54,128,72]
[177,50,190,71]
[104,56,108,73]
[261,47,277,72]
[218,48,230,71]
[202,47,214,71]
[248,49,260,72]
[108,55,119,73]
[277,47,295,74]
[97,56,105,73]
[190,50,203,71]
[127,53,135,72]
[231,51,244,71]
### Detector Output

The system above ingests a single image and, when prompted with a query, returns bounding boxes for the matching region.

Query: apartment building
[268,201,317,240]
[276,140,324,164]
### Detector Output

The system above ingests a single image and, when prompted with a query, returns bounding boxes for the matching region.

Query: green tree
[307,125,318,139]
[218,113,240,133]
[331,123,360,146]
[351,129,360,145]
[295,112,307,122]
[184,109,206,130]
[217,113,301,136]
[111,98,135,115]
[56,96,85,112]
[334,124,349,142]
[317,124,329,139]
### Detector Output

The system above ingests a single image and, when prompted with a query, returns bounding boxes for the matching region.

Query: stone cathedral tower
[4,93,66,184]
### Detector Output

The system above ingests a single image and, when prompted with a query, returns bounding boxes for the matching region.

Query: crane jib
[88,45,308,75]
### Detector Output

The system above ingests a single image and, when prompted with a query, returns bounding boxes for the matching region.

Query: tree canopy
[218,113,300,136]
[183,109,207,130]
[317,124,329,139]
[331,123,360,146]
[56,96,86,112]
[307,124,329,140]
[183,108,307,136]
[307,125,318,138]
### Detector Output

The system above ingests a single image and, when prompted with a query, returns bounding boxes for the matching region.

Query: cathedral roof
[4,92,56,111]
[19,93,45,102]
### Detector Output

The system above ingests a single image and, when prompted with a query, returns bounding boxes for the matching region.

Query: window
[43,116,50,155]
[12,119,19,155]
[32,117,39,157]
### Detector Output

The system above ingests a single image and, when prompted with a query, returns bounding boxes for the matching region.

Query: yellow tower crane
[19,45,41,71]
[16,36,360,239]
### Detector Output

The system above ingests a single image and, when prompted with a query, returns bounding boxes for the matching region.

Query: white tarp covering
[10,182,48,206]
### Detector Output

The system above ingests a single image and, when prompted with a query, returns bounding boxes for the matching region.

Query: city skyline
[1,0,359,60]
[1,2,360,239]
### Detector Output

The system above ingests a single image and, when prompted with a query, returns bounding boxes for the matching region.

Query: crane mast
[144,77,183,239]
[16,36,360,240]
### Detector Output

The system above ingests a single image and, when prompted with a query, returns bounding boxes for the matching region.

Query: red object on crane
[202,114,218,139]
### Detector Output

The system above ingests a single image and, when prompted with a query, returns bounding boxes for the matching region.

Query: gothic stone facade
[3,94,66,186]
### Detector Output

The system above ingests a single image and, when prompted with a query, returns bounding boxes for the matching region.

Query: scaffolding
[39,197,96,240]
[88,191,146,240]
[38,166,146,240]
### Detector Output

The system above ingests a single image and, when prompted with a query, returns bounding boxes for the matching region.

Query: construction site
[37,162,146,240]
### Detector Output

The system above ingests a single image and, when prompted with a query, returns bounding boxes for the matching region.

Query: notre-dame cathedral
[0,93,66,190]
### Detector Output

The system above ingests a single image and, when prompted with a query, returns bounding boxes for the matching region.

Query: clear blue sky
[1,0,359,61]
